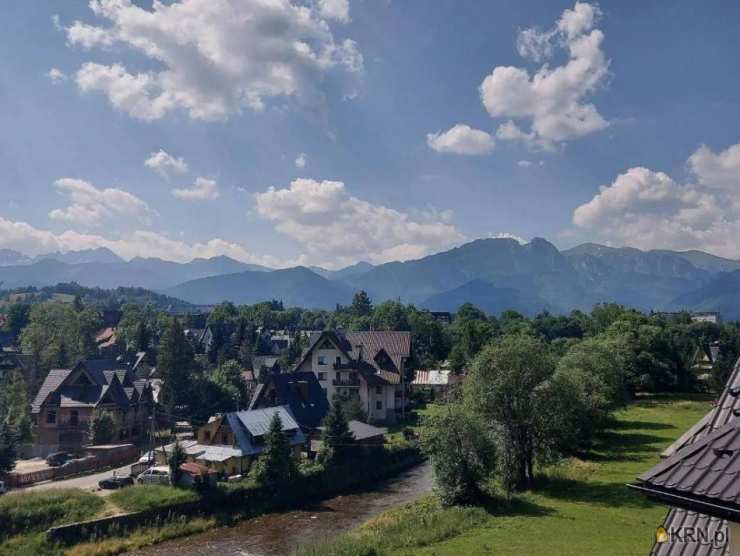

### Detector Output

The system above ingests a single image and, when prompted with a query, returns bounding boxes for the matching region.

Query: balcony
[332,375,361,387]
[333,361,356,370]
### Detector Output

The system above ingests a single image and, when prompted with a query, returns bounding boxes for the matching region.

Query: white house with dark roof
[294,330,411,423]
[31,359,153,455]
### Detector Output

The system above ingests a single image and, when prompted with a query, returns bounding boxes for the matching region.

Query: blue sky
[0,0,739,268]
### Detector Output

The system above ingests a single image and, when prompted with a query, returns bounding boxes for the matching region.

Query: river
[130,462,433,556]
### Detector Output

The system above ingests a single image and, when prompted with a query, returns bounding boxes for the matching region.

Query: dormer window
[318,355,328,365]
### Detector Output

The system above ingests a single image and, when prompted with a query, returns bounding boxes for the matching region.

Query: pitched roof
[412,370,460,386]
[298,330,410,386]
[645,355,740,555]
[347,420,386,441]
[224,406,305,456]
[31,369,72,413]
[31,358,144,413]
[636,419,740,520]
[248,372,329,429]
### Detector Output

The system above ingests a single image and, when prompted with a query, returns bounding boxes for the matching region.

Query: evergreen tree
[89,411,116,444]
[0,423,18,474]
[168,440,186,486]
[351,290,373,317]
[251,413,297,489]
[320,398,356,466]
[158,318,196,413]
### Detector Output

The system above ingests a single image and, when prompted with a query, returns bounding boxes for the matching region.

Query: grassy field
[300,395,711,556]
[108,484,200,513]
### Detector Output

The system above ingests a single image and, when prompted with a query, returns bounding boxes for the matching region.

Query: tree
[168,440,186,486]
[421,403,497,506]
[548,337,628,450]
[251,413,297,489]
[211,360,248,410]
[6,303,30,338]
[0,423,17,474]
[351,291,373,317]
[320,398,355,466]
[0,370,32,443]
[89,411,116,445]
[158,318,196,413]
[466,335,556,495]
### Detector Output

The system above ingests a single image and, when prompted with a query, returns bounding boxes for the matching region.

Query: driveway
[22,462,137,496]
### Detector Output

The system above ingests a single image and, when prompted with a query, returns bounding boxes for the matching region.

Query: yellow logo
[656,527,669,543]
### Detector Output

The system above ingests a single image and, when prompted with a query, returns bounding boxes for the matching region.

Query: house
[294,330,411,423]
[178,462,218,488]
[411,369,463,397]
[638,355,740,554]
[691,341,720,382]
[311,419,386,453]
[249,371,329,430]
[691,311,721,324]
[252,355,282,380]
[167,406,306,477]
[31,359,154,456]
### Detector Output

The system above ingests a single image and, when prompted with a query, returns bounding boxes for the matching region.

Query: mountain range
[3,239,740,318]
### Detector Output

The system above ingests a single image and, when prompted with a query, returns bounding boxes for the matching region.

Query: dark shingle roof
[249,372,329,429]
[298,330,410,386]
[31,369,72,413]
[31,359,139,414]
[638,419,740,507]
[646,356,740,555]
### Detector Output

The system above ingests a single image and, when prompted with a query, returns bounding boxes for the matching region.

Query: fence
[3,445,140,488]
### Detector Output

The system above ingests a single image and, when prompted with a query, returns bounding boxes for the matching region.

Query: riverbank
[298,396,711,556]
[0,442,423,555]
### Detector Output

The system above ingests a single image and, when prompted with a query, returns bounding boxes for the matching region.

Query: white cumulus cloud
[172,177,220,201]
[295,153,308,168]
[317,0,350,23]
[572,141,740,257]
[0,215,292,267]
[145,149,189,177]
[49,178,155,227]
[48,68,68,84]
[254,178,464,265]
[427,124,495,155]
[65,0,363,121]
[480,2,609,149]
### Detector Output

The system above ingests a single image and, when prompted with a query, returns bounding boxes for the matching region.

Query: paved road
[22,463,136,495]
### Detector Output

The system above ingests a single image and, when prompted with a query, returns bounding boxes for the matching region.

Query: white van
[136,466,171,485]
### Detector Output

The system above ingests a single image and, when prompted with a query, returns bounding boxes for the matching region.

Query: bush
[0,489,104,539]
[108,485,199,513]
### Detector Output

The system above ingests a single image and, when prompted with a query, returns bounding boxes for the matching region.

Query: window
[318,355,327,365]
[46,410,57,424]
[376,400,383,410]
[318,372,327,381]
[375,386,383,395]
[335,356,342,366]
[70,410,79,426]
[222,433,229,444]
[204,431,211,441]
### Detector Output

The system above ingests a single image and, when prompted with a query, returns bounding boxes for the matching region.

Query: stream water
[130,462,433,556]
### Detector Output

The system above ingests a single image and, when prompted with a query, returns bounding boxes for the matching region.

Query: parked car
[0,480,6,496]
[46,451,71,467]
[136,466,171,485]
[98,473,134,490]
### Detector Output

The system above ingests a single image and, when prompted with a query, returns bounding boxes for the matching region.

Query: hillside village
[1,284,740,554]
